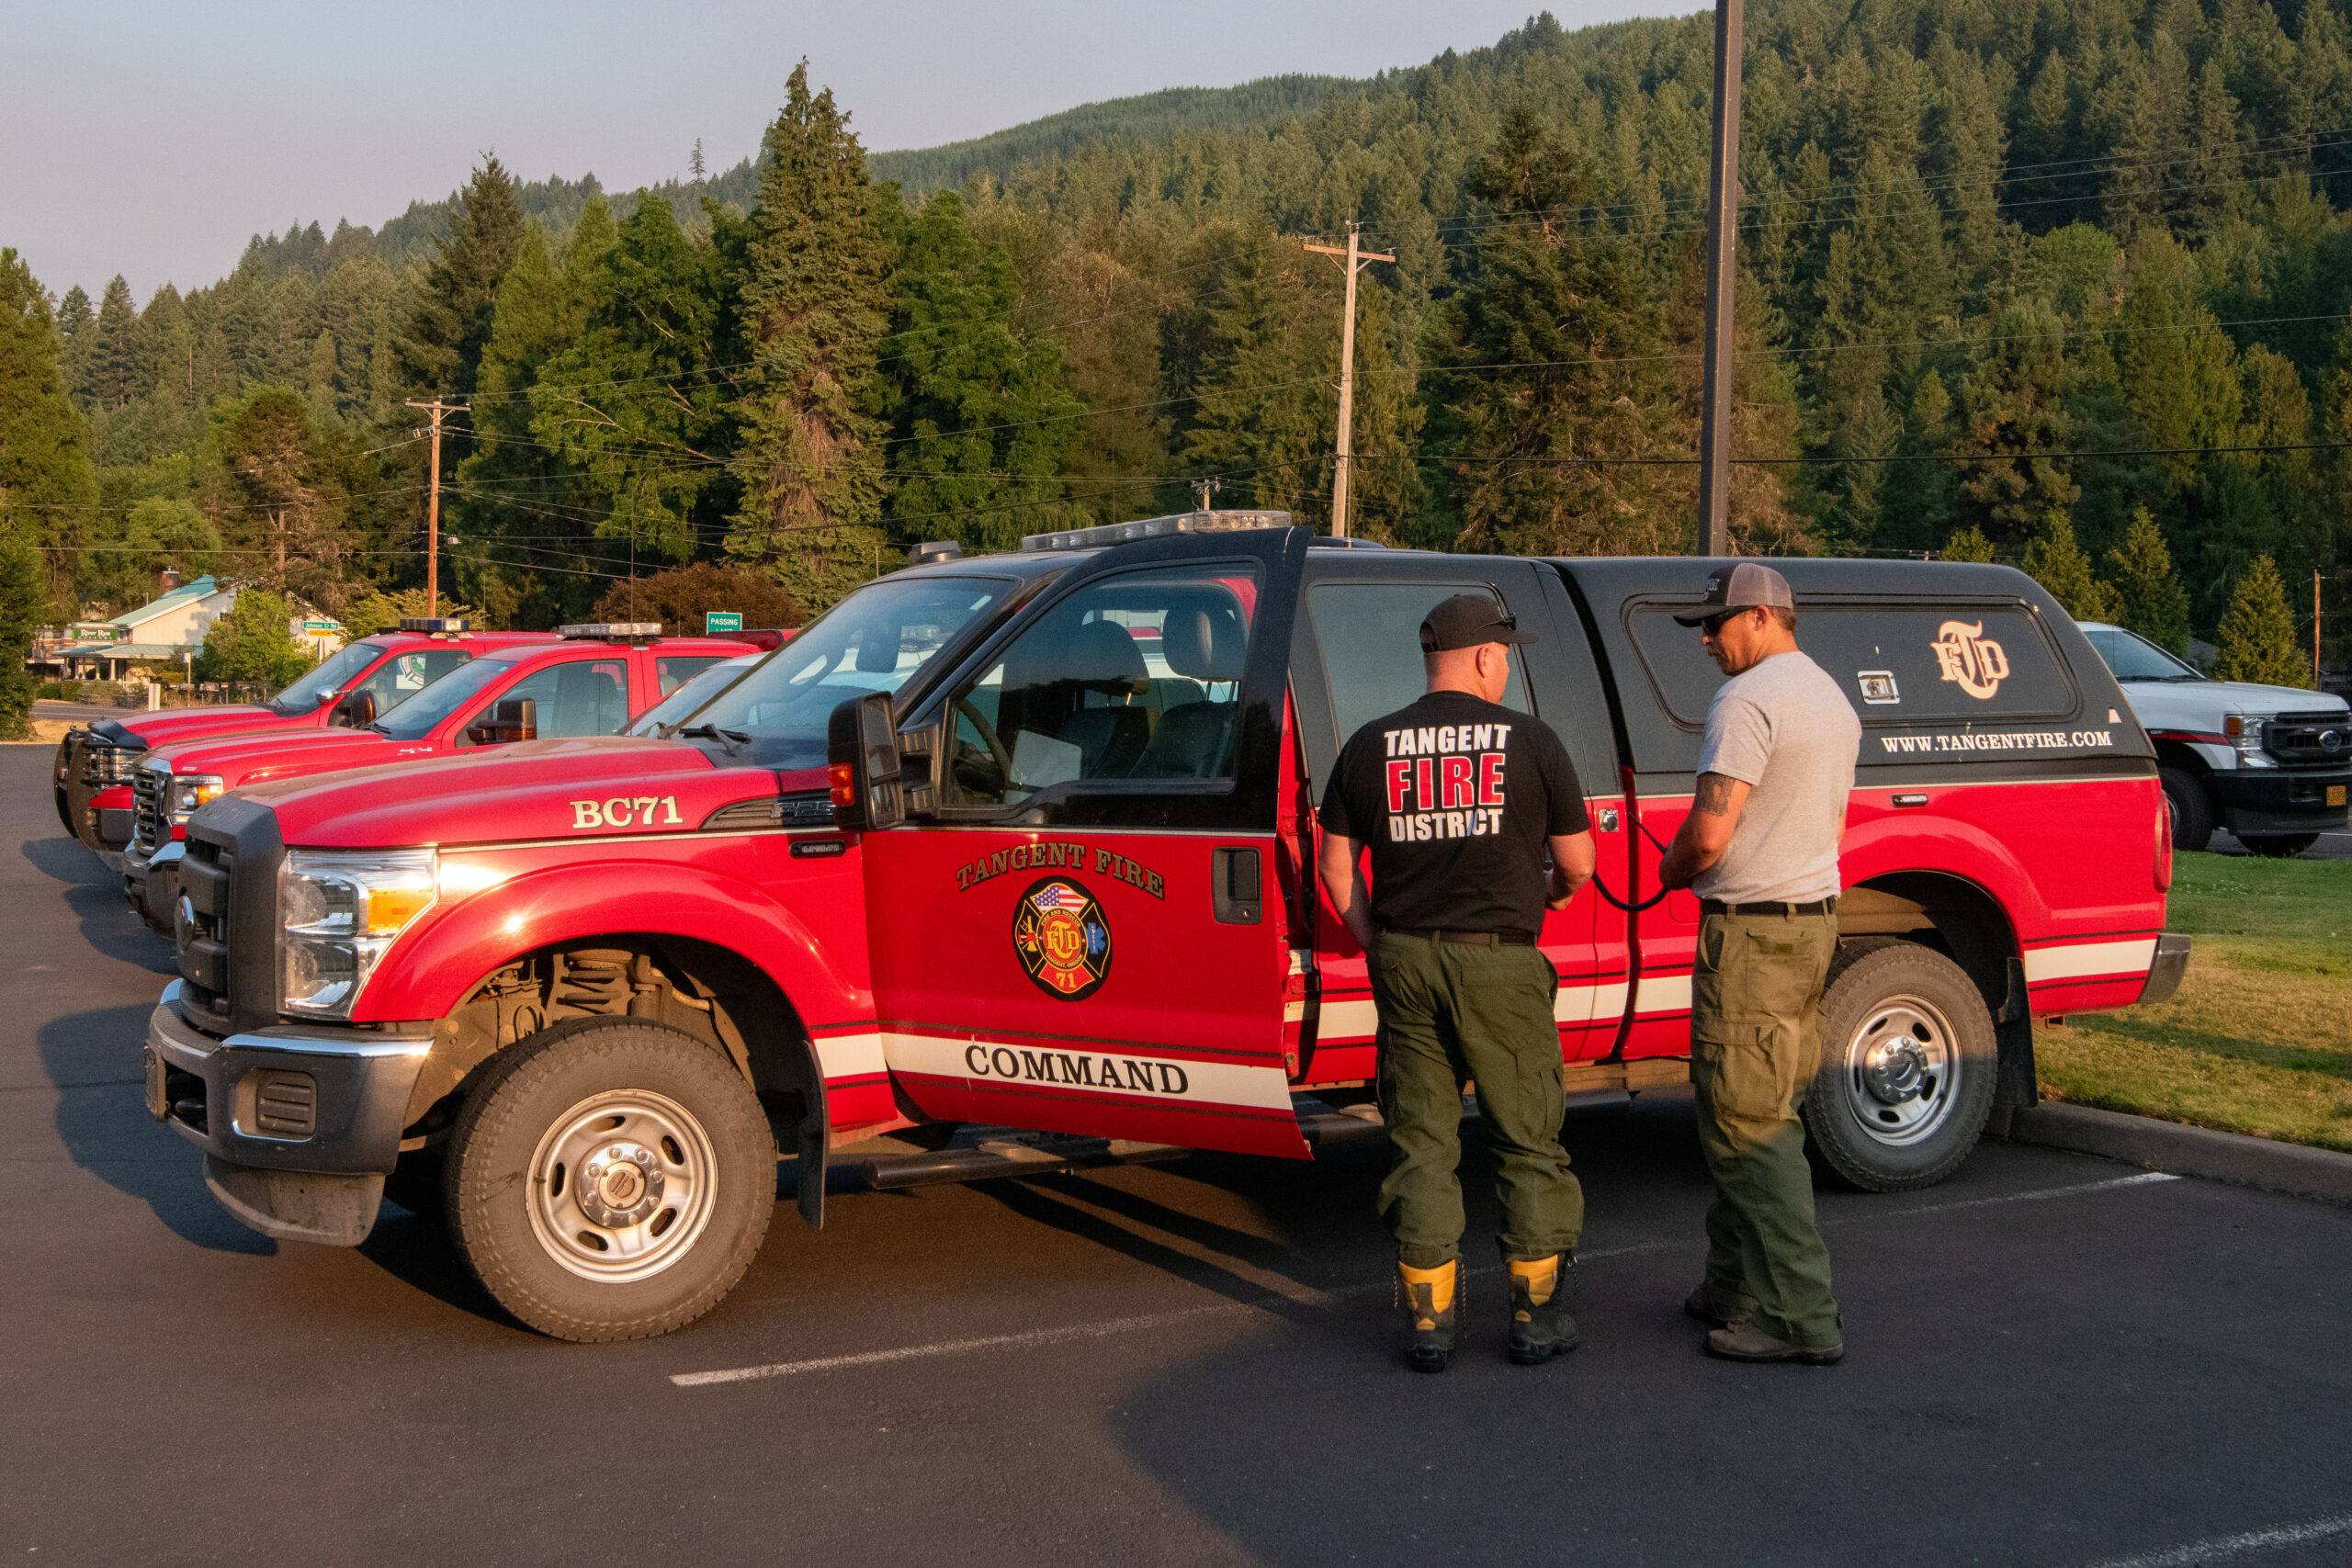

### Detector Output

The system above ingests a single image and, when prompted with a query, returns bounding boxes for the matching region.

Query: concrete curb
[1994,1101,2352,1207]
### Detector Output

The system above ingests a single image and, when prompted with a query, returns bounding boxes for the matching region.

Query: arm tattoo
[1693,773,1736,818]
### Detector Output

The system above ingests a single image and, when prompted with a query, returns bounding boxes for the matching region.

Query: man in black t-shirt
[1317,593,1596,1373]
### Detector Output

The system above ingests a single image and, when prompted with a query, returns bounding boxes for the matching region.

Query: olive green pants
[1373,931,1584,1269]
[1690,908,1842,1348]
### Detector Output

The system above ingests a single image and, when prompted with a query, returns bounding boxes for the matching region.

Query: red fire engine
[142,519,2186,1341]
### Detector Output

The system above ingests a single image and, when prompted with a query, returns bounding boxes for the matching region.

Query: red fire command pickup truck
[143,518,2187,1342]
[120,625,757,935]
[55,620,559,861]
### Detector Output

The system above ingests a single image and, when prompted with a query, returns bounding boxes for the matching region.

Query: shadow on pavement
[39,1001,274,1256]
[17,833,175,976]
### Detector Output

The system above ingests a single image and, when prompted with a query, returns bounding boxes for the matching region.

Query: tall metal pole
[1305,227,1394,539]
[1695,0,1746,558]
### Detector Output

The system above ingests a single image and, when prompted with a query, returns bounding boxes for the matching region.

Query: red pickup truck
[55,620,557,859]
[143,520,2185,1342]
[120,626,757,935]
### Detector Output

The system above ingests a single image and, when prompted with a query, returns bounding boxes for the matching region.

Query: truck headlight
[2222,713,2275,768]
[172,773,225,821]
[278,848,438,1020]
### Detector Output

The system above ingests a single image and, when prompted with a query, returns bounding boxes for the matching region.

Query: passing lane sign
[705,611,742,635]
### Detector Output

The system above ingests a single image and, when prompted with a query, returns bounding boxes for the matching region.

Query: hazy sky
[4,0,1705,303]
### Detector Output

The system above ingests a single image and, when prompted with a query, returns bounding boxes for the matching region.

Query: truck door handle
[1212,847,1262,924]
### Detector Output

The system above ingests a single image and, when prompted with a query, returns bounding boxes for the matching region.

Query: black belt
[1385,927,1538,946]
[1699,898,1838,918]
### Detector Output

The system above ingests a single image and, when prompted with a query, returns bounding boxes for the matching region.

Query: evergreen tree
[0,531,40,739]
[209,386,346,601]
[1951,299,2081,547]
[55,286,93,407]
[1940,524,1996,562]
[728,63,894,611]
[884,190,1085,551]
[0,249,98,612]
[1421,109,1676,556]
[2211,556,2309,687]
[587,560,800,633]
[2023,508,2118,620]
[394,155,526,399]
[530,195,747,571]
[2105,508,2190,653]
[87,276,141,411]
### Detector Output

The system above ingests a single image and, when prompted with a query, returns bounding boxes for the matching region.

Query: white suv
[2079,621,2349,856]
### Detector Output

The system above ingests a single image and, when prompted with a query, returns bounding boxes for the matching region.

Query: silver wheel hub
[1862,1035,1931,1104]
[575,1141,665,1227]
[1839,995,1962,1148]
[526,1090,718,1284]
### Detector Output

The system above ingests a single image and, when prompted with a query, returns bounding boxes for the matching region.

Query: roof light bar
[909,540,962,565]
[1019,510,1295,553]
[397,616,470,636]
[558,622,663,641]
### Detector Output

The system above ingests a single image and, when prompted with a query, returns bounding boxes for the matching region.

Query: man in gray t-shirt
[1657,562,1860,1366]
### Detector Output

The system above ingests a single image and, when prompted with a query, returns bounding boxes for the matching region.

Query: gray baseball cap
[1673,561,1796,626]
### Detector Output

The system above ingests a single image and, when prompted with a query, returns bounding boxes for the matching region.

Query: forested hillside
[2,0,2348,680]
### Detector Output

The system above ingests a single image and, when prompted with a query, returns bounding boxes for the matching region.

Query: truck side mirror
[332,690,377,728]
[466,697,537,746]
[827,691,902,830]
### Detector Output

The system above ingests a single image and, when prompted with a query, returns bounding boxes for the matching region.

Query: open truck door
[857,525,1312,1157]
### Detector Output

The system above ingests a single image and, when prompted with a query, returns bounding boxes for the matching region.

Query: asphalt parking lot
[6,743,2350,1568]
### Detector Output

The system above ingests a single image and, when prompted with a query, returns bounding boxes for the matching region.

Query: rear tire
[2158,766,2213,854]
[1803,942,1997,1193]
[2239,833,2319,859]
[445,1019,775,1342]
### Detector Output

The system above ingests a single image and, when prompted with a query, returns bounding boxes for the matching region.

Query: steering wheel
[956,697,1016,790]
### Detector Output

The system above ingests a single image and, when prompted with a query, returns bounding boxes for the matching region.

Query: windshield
[687,574,1012,768]
[372,656,519,740]
[267,639,384,714]
[628,653,763,737]
[2083,626,2200,682]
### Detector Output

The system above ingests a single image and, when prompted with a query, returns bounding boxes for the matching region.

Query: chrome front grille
[132,770,168,852]
[84,742,138,785]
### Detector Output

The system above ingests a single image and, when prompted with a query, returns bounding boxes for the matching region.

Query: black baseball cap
[1419,593,1539,652]
[1672,561,1797,626]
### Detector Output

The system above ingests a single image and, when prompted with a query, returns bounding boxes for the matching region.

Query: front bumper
[2209,766,2350,837]
[144,980,432,1177]
[122,840,182,933]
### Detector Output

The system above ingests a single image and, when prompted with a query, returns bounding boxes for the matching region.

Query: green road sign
[705,611,743,635]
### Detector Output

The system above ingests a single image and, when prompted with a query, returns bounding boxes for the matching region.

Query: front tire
[2158,766,2214,854]
[2239,833,2319,859]
[1803,942,1997,1192]
[445,1020,775,1342]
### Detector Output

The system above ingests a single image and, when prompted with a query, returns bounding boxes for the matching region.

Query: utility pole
[2317,569,2325,689]
[1193,477,1220,513]
[1305,222,1395,538]
[405,398,465,616]
[1695,0,1746,558]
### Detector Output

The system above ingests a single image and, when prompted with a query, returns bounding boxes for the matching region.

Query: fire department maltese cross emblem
[1013,877,1113,1001]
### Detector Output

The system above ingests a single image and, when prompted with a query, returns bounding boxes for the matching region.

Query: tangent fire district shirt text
[1319,691,1589,938]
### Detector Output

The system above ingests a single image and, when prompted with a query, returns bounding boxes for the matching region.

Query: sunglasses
[1699,608,1755,637]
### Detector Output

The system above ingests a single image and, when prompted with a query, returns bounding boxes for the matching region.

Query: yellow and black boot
[1507,1254,1578,1365]
[1397,1259,1459,1373]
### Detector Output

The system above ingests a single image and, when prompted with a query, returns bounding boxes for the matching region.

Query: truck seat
[1128,605,1244,778]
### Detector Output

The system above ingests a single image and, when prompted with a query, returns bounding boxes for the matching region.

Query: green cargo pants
[1372,931,1584,1269]
[1690,908,1842,1349]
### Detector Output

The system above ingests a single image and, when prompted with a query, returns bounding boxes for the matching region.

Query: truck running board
[860,1134,1190,1190]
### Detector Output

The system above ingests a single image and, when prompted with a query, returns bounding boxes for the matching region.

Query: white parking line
[670,1170,2188,1390]
[2084,1511,2352,1567]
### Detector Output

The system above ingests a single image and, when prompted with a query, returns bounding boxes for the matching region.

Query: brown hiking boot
[1397,1259,1458,1373]
[1683,1283,1751,1329]
[1703,1322,1844,1365]
[1506,1254,1578,1365]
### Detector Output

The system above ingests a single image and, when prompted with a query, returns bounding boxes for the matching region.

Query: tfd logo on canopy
[1931,621,2011,700]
